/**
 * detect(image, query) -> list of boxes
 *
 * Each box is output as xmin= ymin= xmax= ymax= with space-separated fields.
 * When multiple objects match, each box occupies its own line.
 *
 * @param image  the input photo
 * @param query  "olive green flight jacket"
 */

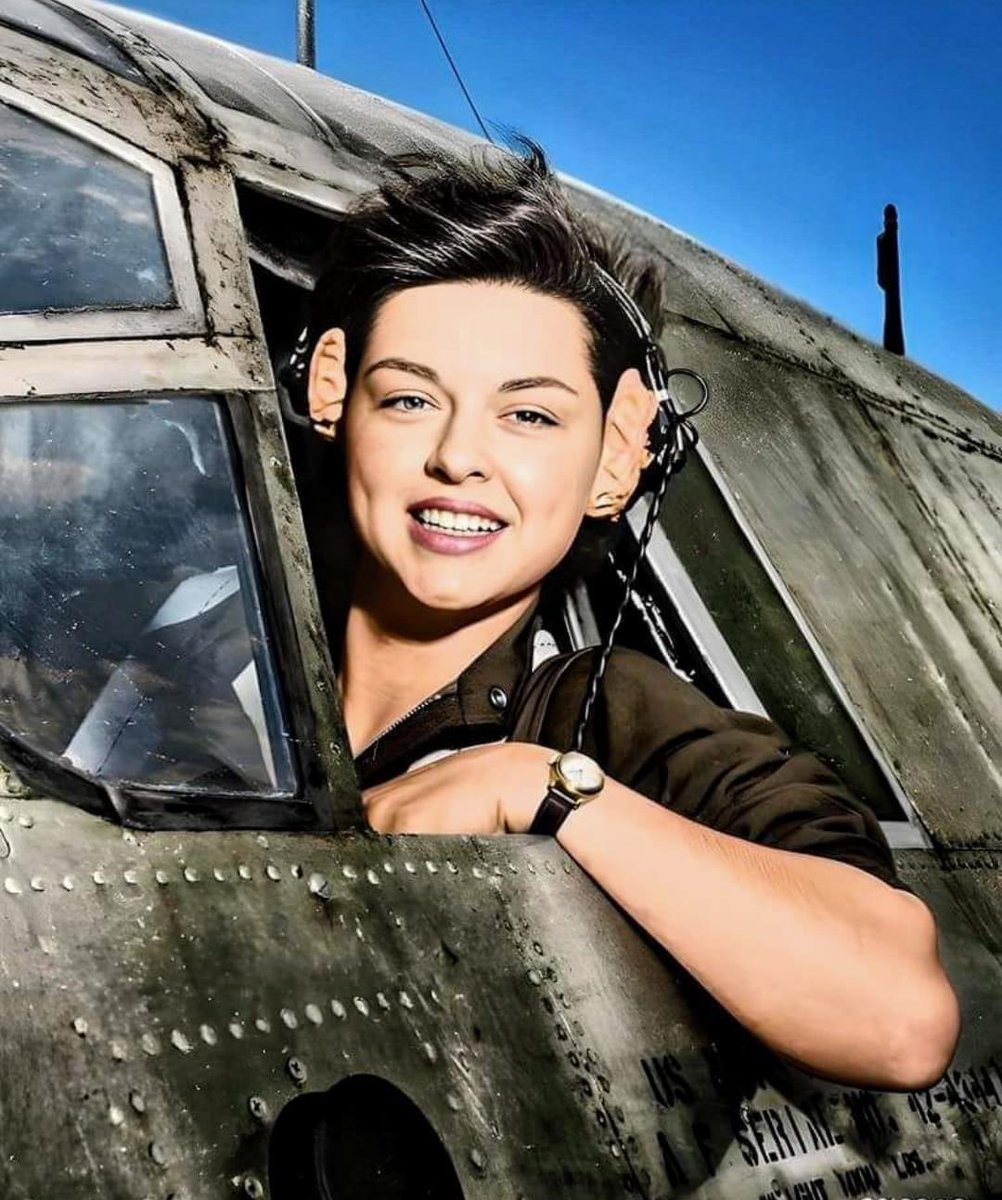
xmin=353 ymin=599 xmax=914 ymax=897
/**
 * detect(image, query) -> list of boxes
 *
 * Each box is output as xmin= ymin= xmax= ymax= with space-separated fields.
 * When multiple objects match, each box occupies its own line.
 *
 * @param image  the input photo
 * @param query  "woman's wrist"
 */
xmin=500 ymin=741 xmax=563 ymax=833
xmin=501 ymin=742 xmax=618 ymax=836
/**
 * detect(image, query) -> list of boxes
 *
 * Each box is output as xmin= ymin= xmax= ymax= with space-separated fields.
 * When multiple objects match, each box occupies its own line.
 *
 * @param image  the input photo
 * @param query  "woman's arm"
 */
xmin=543 ymin=754 xmax=960 ymax=1092
xmin=361 ymin=740 xmax=961 ymax=1092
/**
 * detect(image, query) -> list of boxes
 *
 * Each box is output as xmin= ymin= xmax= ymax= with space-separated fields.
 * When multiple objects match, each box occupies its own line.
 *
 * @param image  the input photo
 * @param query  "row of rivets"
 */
xmin=4 ymin=853 xmax=558 ymax=898
xmin=3 ymin=873 xmax=74 ymax=893
xmin=2 ymin=861 xmax=309 ymax=894
xmin=69 ymin=982 xmax=438 ymax=1061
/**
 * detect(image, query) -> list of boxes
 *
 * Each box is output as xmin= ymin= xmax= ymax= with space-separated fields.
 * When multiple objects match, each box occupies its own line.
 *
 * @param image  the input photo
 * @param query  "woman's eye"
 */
xmin=507 ymin=408 xmax=558 ymax=428
xmin=381 ymin=394 xmax=430 ymax=412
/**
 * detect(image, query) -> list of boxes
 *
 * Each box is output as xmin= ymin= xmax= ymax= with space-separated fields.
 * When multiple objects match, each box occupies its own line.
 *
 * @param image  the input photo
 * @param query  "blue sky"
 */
xmin=136 ymin=0 xmax=999 ymax=411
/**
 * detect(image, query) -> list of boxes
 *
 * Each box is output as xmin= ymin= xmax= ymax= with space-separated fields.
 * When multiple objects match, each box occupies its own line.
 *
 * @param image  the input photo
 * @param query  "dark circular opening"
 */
xmin=268 ymin=1074 xmax=466 ymax=1199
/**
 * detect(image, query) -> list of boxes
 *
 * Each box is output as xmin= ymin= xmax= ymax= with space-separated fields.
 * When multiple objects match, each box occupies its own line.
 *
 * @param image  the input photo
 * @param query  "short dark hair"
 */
xmin=306 ymin=133 xmax=668 ymax=588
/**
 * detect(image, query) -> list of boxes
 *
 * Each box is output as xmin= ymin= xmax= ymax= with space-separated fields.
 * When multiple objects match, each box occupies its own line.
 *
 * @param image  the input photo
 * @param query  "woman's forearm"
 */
xmin=555 ymin=778 xmax=960 ymax=1090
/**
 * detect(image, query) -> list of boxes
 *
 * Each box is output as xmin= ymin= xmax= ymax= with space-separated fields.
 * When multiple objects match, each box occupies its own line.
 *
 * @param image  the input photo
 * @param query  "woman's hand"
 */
xmin=361 ymin=741 xmax=556 ymax=835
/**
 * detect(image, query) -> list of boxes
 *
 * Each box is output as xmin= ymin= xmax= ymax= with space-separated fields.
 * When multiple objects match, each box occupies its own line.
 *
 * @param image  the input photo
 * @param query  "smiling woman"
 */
xmin=297 ymin=134 xmax=959 ymax=1091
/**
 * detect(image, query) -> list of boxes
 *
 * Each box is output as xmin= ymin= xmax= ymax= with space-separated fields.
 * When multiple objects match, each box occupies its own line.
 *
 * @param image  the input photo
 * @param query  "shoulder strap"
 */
xmin=509 ymin=647 xmax=594 ymax=743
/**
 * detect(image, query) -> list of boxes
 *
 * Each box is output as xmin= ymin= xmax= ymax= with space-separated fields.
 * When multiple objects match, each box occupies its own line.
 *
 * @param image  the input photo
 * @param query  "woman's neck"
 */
xmin=337 ymin=559 xmax=540 ymax=757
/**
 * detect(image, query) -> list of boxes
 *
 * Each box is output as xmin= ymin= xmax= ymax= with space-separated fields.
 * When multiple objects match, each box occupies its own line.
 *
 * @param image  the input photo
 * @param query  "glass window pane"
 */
xmin=0 ymin=101 xmax=173 ymax=313
xmin=0 ymin=398 xmax=296 ymax=798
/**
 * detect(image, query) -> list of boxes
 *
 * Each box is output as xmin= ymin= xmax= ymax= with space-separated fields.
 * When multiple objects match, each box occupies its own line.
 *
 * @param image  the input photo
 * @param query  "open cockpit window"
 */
xmin=0 ymin=397 xmax=298 ymax=824
xmin=237 ymin=184 xmax=356 ymax=638
xmin=239 ymin=181 xmax=919 ymax=842
xmin=0 ymin=88 xmax=202 ymax=340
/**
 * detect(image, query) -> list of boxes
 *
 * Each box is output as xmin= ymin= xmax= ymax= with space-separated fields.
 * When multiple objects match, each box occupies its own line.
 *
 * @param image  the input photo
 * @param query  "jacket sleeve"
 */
xmin=537 ymin=646 xmax=916 ymax=896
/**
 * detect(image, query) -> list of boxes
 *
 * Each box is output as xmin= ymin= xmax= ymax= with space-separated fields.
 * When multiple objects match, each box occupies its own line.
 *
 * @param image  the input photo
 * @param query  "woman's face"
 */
xmin=341 ymin=281 xmax=607 ymax=618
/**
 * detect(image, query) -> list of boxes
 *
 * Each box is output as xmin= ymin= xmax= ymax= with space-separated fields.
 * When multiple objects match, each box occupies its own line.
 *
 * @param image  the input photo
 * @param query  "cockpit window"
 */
xmin=0 ymin=398 xmax=296 ymax=802
xmin=0 ymin=99 xmax=173 ymax=314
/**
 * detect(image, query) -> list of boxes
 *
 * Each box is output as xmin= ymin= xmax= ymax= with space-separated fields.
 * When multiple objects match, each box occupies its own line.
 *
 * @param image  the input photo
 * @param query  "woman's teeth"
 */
xmin=414 ymin=507 xmax=503 ymax=535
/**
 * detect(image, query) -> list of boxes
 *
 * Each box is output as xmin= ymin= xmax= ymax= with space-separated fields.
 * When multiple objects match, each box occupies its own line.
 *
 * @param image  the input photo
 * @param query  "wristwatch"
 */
xmin=528 ymin=750 xmax=605 ymax=836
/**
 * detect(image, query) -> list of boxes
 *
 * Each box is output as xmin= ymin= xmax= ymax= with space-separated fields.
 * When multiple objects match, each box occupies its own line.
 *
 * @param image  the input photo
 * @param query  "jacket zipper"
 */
xmin=355 ymin=691 xmax=447 ymax=759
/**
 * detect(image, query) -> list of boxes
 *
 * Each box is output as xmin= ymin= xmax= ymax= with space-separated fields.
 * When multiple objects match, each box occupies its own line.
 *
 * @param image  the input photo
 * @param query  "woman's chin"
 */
xmin=356 ymin=547 xmax=543 ymax=624
xmin=405 ymin=583 xmax=500 ymax=614
xmin=396 ymin=570 xmax=537 ymax=621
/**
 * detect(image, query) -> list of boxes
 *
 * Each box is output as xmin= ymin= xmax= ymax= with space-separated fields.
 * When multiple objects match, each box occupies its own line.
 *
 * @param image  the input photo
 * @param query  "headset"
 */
xmin=571 ymin=264 xmax=708 ymax=752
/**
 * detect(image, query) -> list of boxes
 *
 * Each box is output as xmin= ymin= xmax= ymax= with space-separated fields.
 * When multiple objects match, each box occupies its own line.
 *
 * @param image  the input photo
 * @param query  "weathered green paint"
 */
xmin=1 ymin=795 xmax=1000 ymax=1197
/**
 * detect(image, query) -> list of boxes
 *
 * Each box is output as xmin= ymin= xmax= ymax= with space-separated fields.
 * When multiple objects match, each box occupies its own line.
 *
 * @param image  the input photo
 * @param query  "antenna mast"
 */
xmin=877 ymin=203 xmax=905 ymax=355
xmin=297 ymin=0 xmax=316 ymax=68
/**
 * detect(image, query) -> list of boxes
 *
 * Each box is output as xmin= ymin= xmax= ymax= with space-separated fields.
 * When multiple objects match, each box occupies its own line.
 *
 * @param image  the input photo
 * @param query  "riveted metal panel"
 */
xmin=0 ymin=800 xmax=628 ymax=1197
xmin=0 ymin=798 xmax=998 ymax=1199
xmin=475 ymin=835 xmax=1002 ymax=1200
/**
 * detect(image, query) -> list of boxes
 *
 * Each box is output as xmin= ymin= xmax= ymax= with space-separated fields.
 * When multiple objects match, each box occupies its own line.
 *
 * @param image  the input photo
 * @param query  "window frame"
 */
xmin=625 ymin=497 xmax=767 ymax=715
xmin=0 ymin=82 xmax=204 ymax=340
xmin=0 ymin=59 xmax=354 ymax=832
xmin=0 ymin=389 xmax=353 ymax=831
xmin=693 ymin=440 xmax=927 ymax=845
xmin=0 ymin=146 xmax=357 ymax=830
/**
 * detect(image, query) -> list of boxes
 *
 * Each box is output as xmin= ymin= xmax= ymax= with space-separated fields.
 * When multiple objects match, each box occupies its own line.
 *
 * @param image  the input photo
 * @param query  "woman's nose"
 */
xmin=424 ymin=412 xmax=492 ymax=482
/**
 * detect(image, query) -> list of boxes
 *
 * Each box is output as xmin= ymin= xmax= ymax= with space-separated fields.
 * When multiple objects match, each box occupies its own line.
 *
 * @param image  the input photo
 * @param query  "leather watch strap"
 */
xmin=528 ymin=785 xmax=576 ymax=836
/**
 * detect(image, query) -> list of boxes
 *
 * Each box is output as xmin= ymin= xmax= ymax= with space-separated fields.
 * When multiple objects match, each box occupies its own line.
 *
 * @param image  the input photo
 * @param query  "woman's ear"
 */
xmin=307 ymin=327 xmax=348 ymax=440
xmin=585 ymin=367 xmax=659 ymax=520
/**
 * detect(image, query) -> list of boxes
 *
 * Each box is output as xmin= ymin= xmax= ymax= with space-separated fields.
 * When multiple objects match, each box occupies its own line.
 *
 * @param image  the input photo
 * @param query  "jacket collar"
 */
xmin=455 ymin=596 xmax=544 ymax=726
xmin=351 ymin=597 xmax=545 ymax=786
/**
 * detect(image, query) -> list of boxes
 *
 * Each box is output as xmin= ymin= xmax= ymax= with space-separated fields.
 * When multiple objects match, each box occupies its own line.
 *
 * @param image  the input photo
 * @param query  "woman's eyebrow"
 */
xmin=499 ymin=375 xmax=578 ymax=396
xmin=363 ymin=357 xmax=578 ymax=396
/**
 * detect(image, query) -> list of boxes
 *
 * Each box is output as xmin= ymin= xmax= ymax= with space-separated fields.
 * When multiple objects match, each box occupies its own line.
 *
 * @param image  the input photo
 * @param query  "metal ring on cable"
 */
xmin=663 ymin=368 xmax=709 ymax=420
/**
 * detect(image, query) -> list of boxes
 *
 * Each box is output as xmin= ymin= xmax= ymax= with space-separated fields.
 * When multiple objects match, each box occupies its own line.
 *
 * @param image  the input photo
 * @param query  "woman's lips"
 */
xmin=408 ymin=512 xmax=506 ymax=555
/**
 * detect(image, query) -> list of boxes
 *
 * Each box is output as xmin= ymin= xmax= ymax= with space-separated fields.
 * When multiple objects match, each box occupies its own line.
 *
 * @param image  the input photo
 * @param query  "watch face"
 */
xmin=556 ymin=750 xmax=604 ymax=796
